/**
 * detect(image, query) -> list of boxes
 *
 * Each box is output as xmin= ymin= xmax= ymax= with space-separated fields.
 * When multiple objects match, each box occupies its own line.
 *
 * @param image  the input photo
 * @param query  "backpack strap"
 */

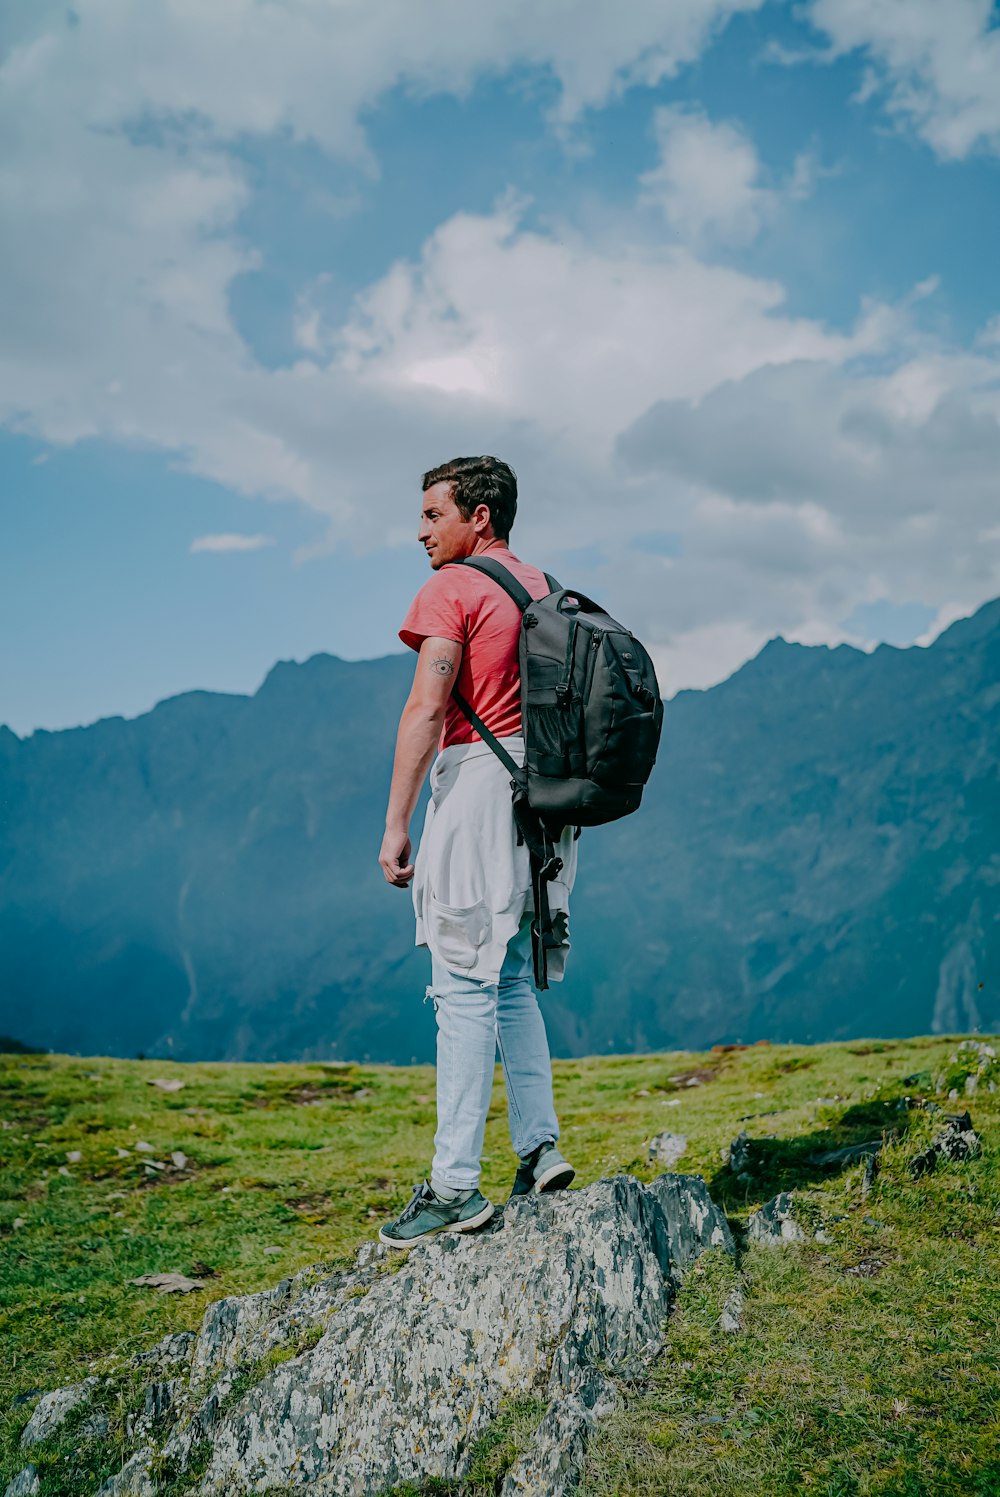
xmin=445 ymin=554 xmax=564 ymax=990
xmin=450 ymin=555 xmax=535 ymax=610
xmin=449 ymin=554 xmax=561 ymax=601
xmin=449 ymin=687 xmax=560 ymax=989
xmin=446 ymin=554 xmax=546 ymax=780
xmin=451 ymin=687 xmax=526 ymax=789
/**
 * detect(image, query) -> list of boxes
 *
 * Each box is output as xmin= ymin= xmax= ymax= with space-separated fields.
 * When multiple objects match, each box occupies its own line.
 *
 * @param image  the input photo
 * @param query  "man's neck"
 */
xmin=468 ymin=536 xmax=510 ymax=558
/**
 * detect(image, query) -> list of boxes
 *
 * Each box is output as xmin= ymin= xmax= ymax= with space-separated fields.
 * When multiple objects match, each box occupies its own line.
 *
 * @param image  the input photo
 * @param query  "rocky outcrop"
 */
xmin=3 ymin=1467 xmax=40 ymax=1497
xmin=19 ymin=1379 xmax=99 ymax=1448
xmin=727 ymin=1131 xmax=753 ymax=1177
xmin=499 ymin=1369 xmax=616 ymax=1495
xmin=747 ymin=1192 xmax=832 ymax=1248
xmin=909 ymin=1111 xmax=983 ymax=1178
xmin=746 ymin=1192 xmax=809 ymax=1245
xmin=649 ymin=1173 xmax=733 ymax=1266
xmin=10 ymin=1174 xmax=731 ymax=1497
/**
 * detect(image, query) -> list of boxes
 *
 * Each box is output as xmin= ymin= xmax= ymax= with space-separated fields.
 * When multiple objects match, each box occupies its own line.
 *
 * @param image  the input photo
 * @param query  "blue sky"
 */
xmin=3 ymin=0 xmax=1000 ymax=735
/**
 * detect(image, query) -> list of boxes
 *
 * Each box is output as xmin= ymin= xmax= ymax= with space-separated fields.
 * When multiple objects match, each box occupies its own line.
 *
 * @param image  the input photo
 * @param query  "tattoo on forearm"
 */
xmin=430 ymin=656 xmax=455 ymax=677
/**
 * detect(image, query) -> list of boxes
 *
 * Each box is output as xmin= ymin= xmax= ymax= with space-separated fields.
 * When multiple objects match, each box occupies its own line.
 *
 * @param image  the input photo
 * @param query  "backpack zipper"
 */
xmin=581 ymin=628 xmax=603 ymax=701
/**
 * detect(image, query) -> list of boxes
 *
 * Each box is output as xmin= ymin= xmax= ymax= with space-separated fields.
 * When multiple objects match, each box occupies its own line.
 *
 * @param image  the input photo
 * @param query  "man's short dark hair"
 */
xmin=422 ymin=455 xmax=518 ymax=541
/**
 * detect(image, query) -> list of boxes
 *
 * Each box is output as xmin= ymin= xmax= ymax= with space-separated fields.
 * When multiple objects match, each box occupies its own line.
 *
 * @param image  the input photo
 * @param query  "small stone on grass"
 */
xmin=718 ymin=1288 xmax=745 ymax=1333
xmin=129 ymin=1273 xmax=204 ymax=1294
xmin=647 ymin=1131 xmax=687 ymax=1168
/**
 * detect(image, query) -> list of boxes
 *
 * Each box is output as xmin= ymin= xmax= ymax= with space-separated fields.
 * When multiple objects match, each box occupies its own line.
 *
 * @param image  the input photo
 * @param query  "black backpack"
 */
xmin=448 ymin=556 xmax=664 ymax=986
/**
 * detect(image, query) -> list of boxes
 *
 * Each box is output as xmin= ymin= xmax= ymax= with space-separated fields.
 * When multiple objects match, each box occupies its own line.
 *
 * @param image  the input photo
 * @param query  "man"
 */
xmin=377 ymin=455 xmax=578 ymax=1248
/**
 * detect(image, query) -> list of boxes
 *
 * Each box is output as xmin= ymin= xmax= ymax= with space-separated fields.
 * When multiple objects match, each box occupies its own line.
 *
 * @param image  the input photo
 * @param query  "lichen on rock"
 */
xmin=746 ymin=1191 xmax=808 ymax=1245
xmin=19 ymin=1378 xmax=101 ymax=1449
xmin=3 ymin=1465 xmax=40 ymax=1497
xmin=21 ymin=1173 xmax=732 ymax=1497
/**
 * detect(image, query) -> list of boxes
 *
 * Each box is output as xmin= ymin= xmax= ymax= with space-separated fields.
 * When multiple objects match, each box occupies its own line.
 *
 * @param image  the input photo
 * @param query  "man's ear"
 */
xmin=473 ymin=502 xmax=494 ymax=536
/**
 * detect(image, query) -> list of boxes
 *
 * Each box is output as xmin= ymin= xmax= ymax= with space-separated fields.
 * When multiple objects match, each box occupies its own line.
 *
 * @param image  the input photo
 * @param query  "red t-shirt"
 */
xmin=399 ymin=549 xmax=549 ymax=748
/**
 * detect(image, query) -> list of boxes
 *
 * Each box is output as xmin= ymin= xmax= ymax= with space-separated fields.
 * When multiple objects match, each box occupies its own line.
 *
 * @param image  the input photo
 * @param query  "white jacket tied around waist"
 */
xmin=412 ymin=735 xmax=578 ymax=983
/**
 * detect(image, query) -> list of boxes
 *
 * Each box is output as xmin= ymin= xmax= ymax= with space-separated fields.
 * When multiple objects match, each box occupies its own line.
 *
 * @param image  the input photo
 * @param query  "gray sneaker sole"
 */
xmin=534 ymin=1161 xmax=576 ymax=1193
xmin=378 ymin=1199 xmax=495 ymax=1248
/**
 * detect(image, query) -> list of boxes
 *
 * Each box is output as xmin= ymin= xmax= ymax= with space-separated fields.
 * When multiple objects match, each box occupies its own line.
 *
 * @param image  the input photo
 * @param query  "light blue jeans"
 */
xmin=429 ymin=916 xmax=560 ymax=1194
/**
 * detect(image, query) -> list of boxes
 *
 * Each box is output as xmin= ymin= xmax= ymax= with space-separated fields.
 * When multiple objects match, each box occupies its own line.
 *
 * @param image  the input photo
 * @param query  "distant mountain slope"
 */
xmin=569 ymin=598 xmax=1000 ymax=1056
xmin=2 ymin=601 xmax=998 ymax=1061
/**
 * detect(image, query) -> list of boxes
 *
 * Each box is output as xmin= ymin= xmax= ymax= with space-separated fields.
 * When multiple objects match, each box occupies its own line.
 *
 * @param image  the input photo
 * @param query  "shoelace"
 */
xmin=397 ymin=1180 xmax=434 ymax=1224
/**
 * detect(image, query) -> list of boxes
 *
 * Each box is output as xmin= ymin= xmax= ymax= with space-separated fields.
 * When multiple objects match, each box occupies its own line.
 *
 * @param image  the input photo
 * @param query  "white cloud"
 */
xmin=334 ymin=199 xmax=870 ymax=465
xmin=612 ymin=349 xmax=1000 ymax=687
xmin=653 ymin=617 xmax=776 ymax=695
xmin=326 ymin=207 xmax=1000 ymax=690
xmin=0 ymin=0 xmax=767 ymax=505
xmin=3 ymin=1 xmax=1000 ymax=700
xmin=639 ymin=105 xmax=813 ymax=246
xmin=807 ymin=0 xmax=1000 ymax=158
xmin=3 ymin=0 xmax=764 ymax=157
xmin=190 ymin=533 xmax=276 ymax=553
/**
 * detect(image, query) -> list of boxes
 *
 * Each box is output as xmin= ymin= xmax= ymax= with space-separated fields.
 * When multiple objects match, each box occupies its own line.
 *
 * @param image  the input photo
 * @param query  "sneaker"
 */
xmin=509 ymin=1140 xmax=575 ymax=1199
xmin=377 ymin=1180 xmax=495 ymax=1248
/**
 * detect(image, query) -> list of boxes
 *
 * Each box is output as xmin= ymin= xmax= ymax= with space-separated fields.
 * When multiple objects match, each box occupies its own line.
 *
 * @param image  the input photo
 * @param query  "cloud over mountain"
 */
xmin=3 ymin=0 xmax=1000 ymax=718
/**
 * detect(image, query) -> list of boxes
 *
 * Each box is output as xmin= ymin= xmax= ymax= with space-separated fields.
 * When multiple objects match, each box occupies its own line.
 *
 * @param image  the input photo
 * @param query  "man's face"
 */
xmin=418 ymin=481 xmax=482 ymax=569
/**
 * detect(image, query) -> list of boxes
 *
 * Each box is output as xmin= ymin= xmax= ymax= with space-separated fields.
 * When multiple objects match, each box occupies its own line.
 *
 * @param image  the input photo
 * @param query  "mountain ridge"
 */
xmin=12 ymin=595 xmax=997 ymax=744
xmin=2 ymin=597 xmax=998 ymax=1061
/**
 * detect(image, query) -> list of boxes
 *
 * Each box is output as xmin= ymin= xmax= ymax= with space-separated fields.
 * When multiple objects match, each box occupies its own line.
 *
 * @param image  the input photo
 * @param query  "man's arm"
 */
xmin=379 ymin=635 xmax=463 ymax=887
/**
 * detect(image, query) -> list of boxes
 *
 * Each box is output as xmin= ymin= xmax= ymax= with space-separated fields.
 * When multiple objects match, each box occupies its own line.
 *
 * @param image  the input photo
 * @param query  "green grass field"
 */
xmin=1 ymin=1035 xmax=997 ymax=1496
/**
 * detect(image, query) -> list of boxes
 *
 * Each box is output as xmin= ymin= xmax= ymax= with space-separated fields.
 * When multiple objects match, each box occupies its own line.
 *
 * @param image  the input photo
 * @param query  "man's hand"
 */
xmin=380 ymin=825 xmax=415 ymax=887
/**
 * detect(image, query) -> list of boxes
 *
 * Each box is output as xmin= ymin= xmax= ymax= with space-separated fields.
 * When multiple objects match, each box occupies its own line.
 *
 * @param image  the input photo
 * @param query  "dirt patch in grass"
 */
xmin=4 ymin=1111 xmax=52 ymax=1131
xmin=768 ymin=1056 xmax=820 ymax=1076
xmin=286 ymin=1194 xmax=335 ymax=1221
xmin=711 ymin=1041 xmax=772 ymax=1055
xmin=286 ymin=1085 xmax=337 ymax=1106
xmin=843 ymin=1256 xmax=888 ymax=1279
xmin=664 ymin=1068 xmax=718 ymax=1089
xmin=250 ymin=1074 xmax=370 ymax=1109
xmin=188 ymin=1260 xmax=220 ymax=1280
